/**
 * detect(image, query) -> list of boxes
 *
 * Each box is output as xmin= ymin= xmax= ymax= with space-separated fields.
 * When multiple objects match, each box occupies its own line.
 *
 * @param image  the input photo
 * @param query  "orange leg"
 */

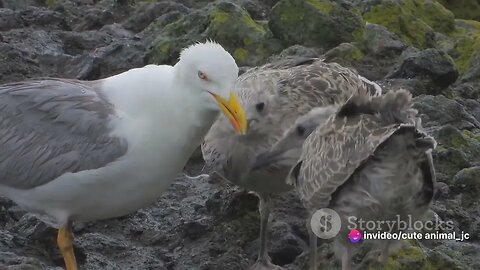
xmin=57 ymin=223 xmax=78 ymax=270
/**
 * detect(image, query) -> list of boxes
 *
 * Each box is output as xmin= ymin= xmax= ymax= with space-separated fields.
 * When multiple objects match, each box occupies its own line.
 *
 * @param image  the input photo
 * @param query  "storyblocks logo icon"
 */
xmin=310 ymin=208 xmax=342 ymax=239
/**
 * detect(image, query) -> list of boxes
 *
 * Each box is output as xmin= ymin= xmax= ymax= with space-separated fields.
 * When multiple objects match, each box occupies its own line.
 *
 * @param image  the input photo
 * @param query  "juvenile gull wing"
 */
xmin=290 ymin=89 xmax=424 ymax=209
xmin=0 ymin=78 xmax=128 ymax=189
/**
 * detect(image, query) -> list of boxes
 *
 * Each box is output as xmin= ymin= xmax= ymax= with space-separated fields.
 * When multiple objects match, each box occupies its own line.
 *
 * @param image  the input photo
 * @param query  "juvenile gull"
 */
xmin=0 ymin=41 xmax=246 ymax=270
xmin=256 ymin=89 xmax=436 ymax=270
xmin=201 ymin=57 xmax=381 ymax=270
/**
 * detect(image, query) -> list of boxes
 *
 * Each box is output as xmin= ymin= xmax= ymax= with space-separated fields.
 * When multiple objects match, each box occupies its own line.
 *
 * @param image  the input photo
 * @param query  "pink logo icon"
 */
xmin=348 ymin=229 xmax=362 ymax=243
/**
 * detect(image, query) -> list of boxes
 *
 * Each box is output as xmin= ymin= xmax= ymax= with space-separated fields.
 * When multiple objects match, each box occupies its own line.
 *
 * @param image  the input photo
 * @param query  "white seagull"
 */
xmin=0 ymin=41 xmax=246 ymax=270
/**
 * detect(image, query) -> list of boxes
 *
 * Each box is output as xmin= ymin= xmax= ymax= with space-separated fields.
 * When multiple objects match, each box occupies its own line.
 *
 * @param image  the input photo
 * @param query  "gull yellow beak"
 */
xmin=209 ymin=91 xmax=247 ymax=135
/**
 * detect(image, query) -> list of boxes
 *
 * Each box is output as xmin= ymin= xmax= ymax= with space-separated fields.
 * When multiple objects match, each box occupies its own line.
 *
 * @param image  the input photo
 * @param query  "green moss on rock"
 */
xmin=436 ymin=125 xmax=480 ymax=152
xmin=305 ymin=0 xmax=332 ymax=12
xmin=447 ymin=19 xmax=480 ymax=74
xmin=362 ymin=0 xmax=454 ymax=48
xmin=382 ymin=243 xmax=465 ymax=270
xmin=436 ymin=0 xmax=480 ymax=20
xmin=233 ymin=48 xmax=248 ymax=63
xmin=432 ymin=125 xmax=480 ymax=177
xmin=453 ymin=167 xmax=480 ymax=207
xmin=323 ymin=42 xmax=363 ymax=66
xmin=269 ymin=0 xmax=364 ymax=49
xmin=146 ymin=1 xmax=282 ymax=66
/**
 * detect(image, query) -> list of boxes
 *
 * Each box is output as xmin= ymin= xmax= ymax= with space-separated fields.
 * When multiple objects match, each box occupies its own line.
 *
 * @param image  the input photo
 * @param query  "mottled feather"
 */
xmin=290 ymin=89 xmax=434 ymax=209
xmin=202 ymin=58 xmax=381 ymax=186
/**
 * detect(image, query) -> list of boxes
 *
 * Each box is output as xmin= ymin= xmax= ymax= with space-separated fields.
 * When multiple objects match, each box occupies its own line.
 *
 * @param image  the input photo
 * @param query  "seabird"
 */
xmin=0 ymin=41 xmax=247 ymax=270
xmin=255 ymin=88 xmax=436 ymax=270
xmin=201 ymin=57 xmax=381 ymax=270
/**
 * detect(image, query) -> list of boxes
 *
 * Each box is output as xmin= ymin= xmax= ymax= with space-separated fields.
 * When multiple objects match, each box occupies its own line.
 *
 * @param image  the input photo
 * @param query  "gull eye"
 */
xmin=198 ymin=71 xmax=208 ymax=81
xmin=297 ymin=125 xmax=305 ymax=136
xmin=255 ymin=102 xmax=265 ymax=112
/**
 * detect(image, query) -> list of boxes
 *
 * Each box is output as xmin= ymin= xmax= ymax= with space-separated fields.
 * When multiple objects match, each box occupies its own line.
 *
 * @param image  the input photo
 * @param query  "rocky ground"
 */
xmin=0 ymin=0 xmax=479 ymax=269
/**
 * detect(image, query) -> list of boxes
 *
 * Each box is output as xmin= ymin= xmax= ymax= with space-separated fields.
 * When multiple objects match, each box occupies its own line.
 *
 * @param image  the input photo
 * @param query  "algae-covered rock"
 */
xmin=461 ymin=52 xmax=480 ymax=83
xmin=362 ymin=0 xmax=455 ymax=48
xmin=388 ymin=48 xmax=458 ymax=89
xmin=414 ymin=95 xmax=480 ymax=177
xmin=432 ymin=125 xmax=480 ymax=178
xmin=146 ymin=1 xmax=282 ymax=66
xmin=436 ymin=0 xmax=480 ymax=21
xmin=322 ymin=42 xmax=363 ymax=67
xmin=362 ymin=23 xmax=405 ymax=57
xmin=382 ymin=244 xmax=461 ymax=270
xmin=267 ymin=44 xmax=320 ymax=62
xmin=453 ymin=167 xmax=480 ymax=207
xmin=268 ymin=0 xmax=364 ymax=49
xmin=447 ymin=19 xmax=480 ymax=74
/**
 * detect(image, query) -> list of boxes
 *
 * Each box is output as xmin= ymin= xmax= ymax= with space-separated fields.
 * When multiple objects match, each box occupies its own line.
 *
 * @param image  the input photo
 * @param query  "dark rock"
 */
xmin=454 ymin=53 xmax=480 ymax=99
xmin=268 ymin=221 xmax=304 ymax=266
xmin=380 ymin=78 xmax=427 ymax=96
xmin=360 ymin=0 xmax=454 ymax=48
xmin=452 ymin=167 xmax=480 ymax=207
xmin=457 ymin=98 xmax=480 ymax=125
xmin=122 ymin=1 xmax=189 ymax=33
xmin=362 ymin=23 xmax=405 ymax=57
xmin=446 ymin=19 xmax=480 ymax=76
xmin=56 ymin=30 xmax=114 ymax=56
xmin=0 ymin=43 xmax=41 ymax=83
xmin=74 ymin=39 xmax=146 ymax=80
xmin=73 ymin=7 xmax=115 ymax=31
xmin=182 ymin=218 xmax=211 ymax=240
xmin=0 ymin=8 xmax=23 ymax=31
xmin=433 ymin=147 xmax=471 ymax=179
xmin=268 ymin=44 xmax=320 ymax=62
xmin=269 ymin=0 xmax=364 ymax=49
xmin=146 ymin=1 xmax=282 ymax=66
xmin=0 ymin=0 xmax=42 ymax=10
xmin=388 ymin=48 xmax=459 ymax=89
xmin=237 ymin=0 xmax=270 ymax=20
xmin=413 ymin=95 xmax=480 ymax=130
xmin=435 ymin=181 xmax=450 ymax=199
xmin=460 ymin=53 xmax=480 ymax=83
xmin=19 ymin=7 xmax=69 ymax=30
xmin=453 ymin=83 xmax=480 ymax=100
xmin=436 ymin=0 xmax=480 ymax=20
xmin=323 ymin=42 xmax=363 ymax=67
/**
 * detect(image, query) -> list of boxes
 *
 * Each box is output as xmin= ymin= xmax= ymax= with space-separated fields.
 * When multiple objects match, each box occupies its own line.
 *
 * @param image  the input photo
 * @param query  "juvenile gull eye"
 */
xmin=255 ymin=102 xmax=265 ymax=112
xmin=297 ymin=125 xmax=305 ymax=136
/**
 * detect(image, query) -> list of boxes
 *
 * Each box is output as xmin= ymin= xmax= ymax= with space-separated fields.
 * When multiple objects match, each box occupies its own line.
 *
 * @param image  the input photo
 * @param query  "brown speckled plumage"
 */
xmin=201 ymin=57 xmax=382 ymax=270
xmin=288 ymin=89 xmax=436 ymax=270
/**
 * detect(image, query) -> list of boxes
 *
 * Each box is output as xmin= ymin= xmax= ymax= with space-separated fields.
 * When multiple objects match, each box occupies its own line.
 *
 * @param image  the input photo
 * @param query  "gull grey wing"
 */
xmin=0 ymin=78 xmax=128 ymax=189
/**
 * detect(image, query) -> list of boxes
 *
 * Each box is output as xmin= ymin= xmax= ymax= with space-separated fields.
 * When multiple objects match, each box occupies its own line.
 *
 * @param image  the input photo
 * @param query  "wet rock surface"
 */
xmin=0 ymin=0 xmax=479 ymax=269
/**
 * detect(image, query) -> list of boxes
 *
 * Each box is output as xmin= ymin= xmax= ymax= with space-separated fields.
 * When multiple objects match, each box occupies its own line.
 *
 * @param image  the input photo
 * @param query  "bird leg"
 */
xmin=57 ymin=222 xmax=78 ymax=270
xmin=341 ymin=246 xmax=353 ymax=270
xmin=378 ymin=240 xmax=391 ymax=264
xmin=307 ymin=212 xmax=318 ymax=270
xmin=250 ymin=193 xmax=283 ymax=270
